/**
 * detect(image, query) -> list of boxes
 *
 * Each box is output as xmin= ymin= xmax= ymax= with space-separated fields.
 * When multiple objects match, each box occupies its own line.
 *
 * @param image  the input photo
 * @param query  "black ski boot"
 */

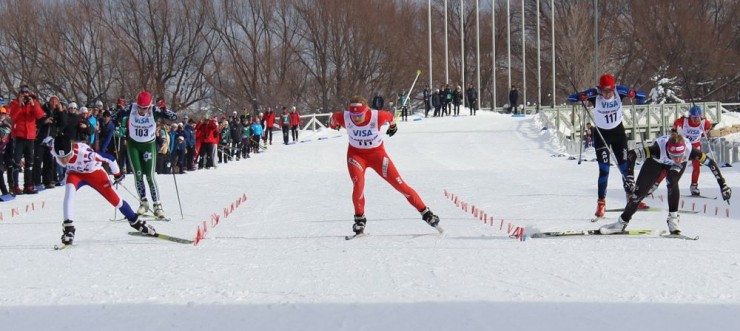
xmin=421 ymin=207 xmax=440 ymax=227
xmin=421 ymin=207 xmax=444 ymax=234
xmin=61 ymin=220 xmax=76 ymax=245
xmin=129 ymin=216 xmax=157 ymax=235
xmin=353 ymin=215 xmax=367 ymax=234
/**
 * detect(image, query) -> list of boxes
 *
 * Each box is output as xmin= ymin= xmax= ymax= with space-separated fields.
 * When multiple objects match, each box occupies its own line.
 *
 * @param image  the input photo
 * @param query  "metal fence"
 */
xmin=537 ymin=102 xmax=740 ymax=165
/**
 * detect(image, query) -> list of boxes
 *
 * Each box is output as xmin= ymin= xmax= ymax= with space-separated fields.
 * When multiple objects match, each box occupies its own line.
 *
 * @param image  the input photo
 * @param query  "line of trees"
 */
xmin=0 ymin=0 xmax=736 ymax=116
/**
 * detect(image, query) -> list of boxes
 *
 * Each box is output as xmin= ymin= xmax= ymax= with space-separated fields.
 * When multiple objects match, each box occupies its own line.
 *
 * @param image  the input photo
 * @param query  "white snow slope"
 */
xmin=1 ymin=111 xmax=739 ymax=331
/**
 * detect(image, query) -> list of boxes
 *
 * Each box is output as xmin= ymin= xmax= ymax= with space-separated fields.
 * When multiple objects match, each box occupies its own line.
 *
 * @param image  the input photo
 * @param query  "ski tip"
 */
xmin=53 ymin=244 xmax=72 ymax=250
xmin=345 ymin=233 xmax=367 ymax=240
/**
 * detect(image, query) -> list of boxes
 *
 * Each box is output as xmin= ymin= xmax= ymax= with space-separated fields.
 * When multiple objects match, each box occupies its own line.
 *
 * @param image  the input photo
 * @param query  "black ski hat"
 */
xmin=53 ymin=135 xmax=73 ymax=158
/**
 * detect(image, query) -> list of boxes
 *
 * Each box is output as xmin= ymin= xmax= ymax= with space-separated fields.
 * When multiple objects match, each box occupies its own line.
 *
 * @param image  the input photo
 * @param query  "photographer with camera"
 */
xmin=33 ymin=95 xmax=61 ymax=189
xmin=8 ymin=85 xmax=46 ymax=194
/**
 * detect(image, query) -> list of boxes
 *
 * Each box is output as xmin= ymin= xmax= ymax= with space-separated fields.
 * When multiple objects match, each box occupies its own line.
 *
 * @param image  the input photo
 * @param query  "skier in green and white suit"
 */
xmin=121 ymin=91 xmax=177 ymax=218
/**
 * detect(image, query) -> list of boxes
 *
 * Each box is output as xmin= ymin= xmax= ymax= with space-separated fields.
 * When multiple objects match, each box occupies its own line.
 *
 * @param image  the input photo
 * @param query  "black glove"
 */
xmin=720 ymin=183 xmax=732 ymax=202
xmin=623 ymin=175 xmax=636 ymax=193
xmin=113 ymin=173 xmax=125 ymax=186
xmin=386 ymin=124 xmax=397 ymax=137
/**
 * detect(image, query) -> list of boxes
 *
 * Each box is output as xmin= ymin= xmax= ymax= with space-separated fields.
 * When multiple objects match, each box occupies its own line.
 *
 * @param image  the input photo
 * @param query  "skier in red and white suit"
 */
xmin=329 ymin=95 xmax=441 ymax=236
xmin=673 ymin=105 xmax=712 ymax=196
xmin=49 ymin=135 xmax=156 ymax=245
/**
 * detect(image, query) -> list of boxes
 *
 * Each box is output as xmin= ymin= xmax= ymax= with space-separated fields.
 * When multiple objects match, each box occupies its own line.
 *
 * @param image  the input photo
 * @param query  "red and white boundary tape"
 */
xmin=444 ymin=189 xmax=527 ymax=241
xmin=193 ymin=193 xmax=248 ymax=245
xmin=0 ymin=200 xmax=46 ymax=222
xmin=651 ymin=194 xmax=731 ymax=218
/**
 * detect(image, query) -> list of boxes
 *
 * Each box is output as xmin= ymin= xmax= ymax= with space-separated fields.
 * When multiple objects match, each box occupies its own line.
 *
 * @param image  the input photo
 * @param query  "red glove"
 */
xmin=628 ymin=89 xmax=636 ymax=98
xmin=578 ymin=93 xmax=588 ymax=102
xmin=113 ymin=173 xmax=125 ymax=185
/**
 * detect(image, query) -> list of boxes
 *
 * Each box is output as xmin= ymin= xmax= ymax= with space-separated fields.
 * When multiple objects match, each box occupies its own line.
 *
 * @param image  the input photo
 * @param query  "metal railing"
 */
xmin=537 ymin=102 xmax=739 ymax=164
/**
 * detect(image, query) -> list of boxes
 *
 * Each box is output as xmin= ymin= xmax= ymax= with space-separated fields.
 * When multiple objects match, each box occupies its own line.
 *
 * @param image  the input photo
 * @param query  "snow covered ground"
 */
xmin=1 ymin=111 xmax=739 ymax=331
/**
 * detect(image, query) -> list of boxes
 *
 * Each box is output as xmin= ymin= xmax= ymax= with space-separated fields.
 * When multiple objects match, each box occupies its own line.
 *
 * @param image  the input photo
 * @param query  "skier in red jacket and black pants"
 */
xmin=8 ymin=85 xmax=46 ymax=194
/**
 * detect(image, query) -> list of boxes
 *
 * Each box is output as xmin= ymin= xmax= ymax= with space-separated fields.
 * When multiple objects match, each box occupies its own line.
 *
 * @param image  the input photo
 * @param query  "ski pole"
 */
xmin=401 ymin=70 xmax=422 ymax=109
xmin=170 ymin=162 xmax=184 ymax=220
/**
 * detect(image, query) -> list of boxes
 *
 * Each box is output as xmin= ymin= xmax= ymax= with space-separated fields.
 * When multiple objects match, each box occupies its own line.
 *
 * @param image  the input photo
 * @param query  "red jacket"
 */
xmin=289 ymin=111 xmax=301 ymax=126
xmin=9 ymin=98 xmax=45 ymax=139
xmin=202 ymin=119 xmax=219 ymax=144
xmin=264 ymin=111 xmax=276 ymax=129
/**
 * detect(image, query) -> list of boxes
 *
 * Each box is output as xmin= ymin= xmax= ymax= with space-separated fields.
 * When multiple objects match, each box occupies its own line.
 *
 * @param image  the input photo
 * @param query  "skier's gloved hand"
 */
xmin=628 ymin=89 xmax=636 ymax=99
xmin=578 ymin=93 xmax=589 ymax=102
xmin=623 ymin=175 xmax=636 ymax=193
xmin=633 ymin=144 xmax=646 ymax=161
xmin=113 ymin=173 xmax=125 ymax=186
xmin=720 ymin=182 xmax=732 ymax=202
xmin=42 ymin=136 xmax=54 ymax=148
xmin=386 ymin=124 xmax=398 ymax=137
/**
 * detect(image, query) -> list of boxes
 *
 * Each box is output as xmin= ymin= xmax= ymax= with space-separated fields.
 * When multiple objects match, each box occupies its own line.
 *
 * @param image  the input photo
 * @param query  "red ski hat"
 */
xmin=667 ymin=140 xmax=687 ymax=159
xmin=347 ymin=95 xmax=368 ymax=115
xmin=599 ymin=74 xmax=616 ymax=91
xmin=136 ymin=91 xmax=153 ymax=108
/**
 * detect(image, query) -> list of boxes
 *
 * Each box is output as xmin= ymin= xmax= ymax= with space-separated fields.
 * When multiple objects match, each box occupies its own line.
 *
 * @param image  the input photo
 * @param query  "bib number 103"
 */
xmin=135 ymin=128 xmax=149 ymax=137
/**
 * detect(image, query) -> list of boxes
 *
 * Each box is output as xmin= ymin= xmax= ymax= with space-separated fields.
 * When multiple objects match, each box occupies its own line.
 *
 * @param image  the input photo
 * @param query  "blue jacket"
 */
xmin=568 ymin=84 xmax=647 ymax=105
xmin=251 ymin=122 xmax=263 ymax=136
xmin=99 ymin=120 xmax=115 ymax=153
xmin=183 ymin=123 xmax=195 ymax=148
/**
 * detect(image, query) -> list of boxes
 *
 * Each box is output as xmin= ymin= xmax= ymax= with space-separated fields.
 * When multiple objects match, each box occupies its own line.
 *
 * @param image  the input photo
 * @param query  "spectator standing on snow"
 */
xmin=509 ymin=86 xmax=518 ymax=114
xmin=289 ymin=106 xmax=301 ymax=142
xmin=8 ymin=84 xmax=46 ymax=194
xmin=279 ymin=107 xmax=291 ymax=145
xmin=466 ymin=84 xmax=478 ymax=116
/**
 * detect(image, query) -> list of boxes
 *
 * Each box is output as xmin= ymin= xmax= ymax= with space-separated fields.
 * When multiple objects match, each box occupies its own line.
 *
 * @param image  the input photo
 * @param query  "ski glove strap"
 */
xmin=386 ymin=124 xmax=397 ymax=137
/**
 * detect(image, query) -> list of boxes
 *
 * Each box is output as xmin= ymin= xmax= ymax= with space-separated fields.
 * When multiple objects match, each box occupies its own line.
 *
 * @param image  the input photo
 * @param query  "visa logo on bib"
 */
xmin=135 ymin=117 xmax=151 ymax=124
xmin=601 ymin=100 xmax=619 ymax=108
xmin=353 ymin=129 xmax=373 ymax=137
xmin=686 ymin=128 xmax=701 ymax=135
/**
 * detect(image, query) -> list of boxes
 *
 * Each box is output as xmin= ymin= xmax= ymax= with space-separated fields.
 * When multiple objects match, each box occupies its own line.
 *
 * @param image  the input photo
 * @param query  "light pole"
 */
xmin=492 ymin=0 xmax=497 ymax=111
xmin=428 ymin=0 xmax=433 ymax=89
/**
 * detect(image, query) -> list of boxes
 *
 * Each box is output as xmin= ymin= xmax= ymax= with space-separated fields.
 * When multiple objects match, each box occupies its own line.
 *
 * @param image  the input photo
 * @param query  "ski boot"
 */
xmin=690 ymin=183 xmax=700 ymax=196
xmin=599 ymin=216 xmax=628 ymax=235
xmin=666 ymin=212 xmax=681 ymax=235
xmin=595 ymin=198 xmax=606 ymax=217
xmin=61 ymin=220 xmax=76 ymax=245
xmin=137 ymin=198 xmax=150 ymax=215
xmin=421 ymin=207 xmax=443 ymax=233
xmin=152 ymin=202 xmax=166 ymax=219
xmin=352 ymin=215 xmax=367 ymax=235
xmin=129 ymin=217 xmax=157 ymax=235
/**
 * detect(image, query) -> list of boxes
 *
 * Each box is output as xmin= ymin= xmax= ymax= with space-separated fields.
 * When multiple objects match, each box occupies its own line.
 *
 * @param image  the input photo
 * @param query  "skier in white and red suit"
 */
xmin=673 ymin=105 xmax=712 ymax=196
xmin=328 ymin=95 xmax=441 ymax=236
xmin=50 ymin=135 xmax=156 ymax=246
